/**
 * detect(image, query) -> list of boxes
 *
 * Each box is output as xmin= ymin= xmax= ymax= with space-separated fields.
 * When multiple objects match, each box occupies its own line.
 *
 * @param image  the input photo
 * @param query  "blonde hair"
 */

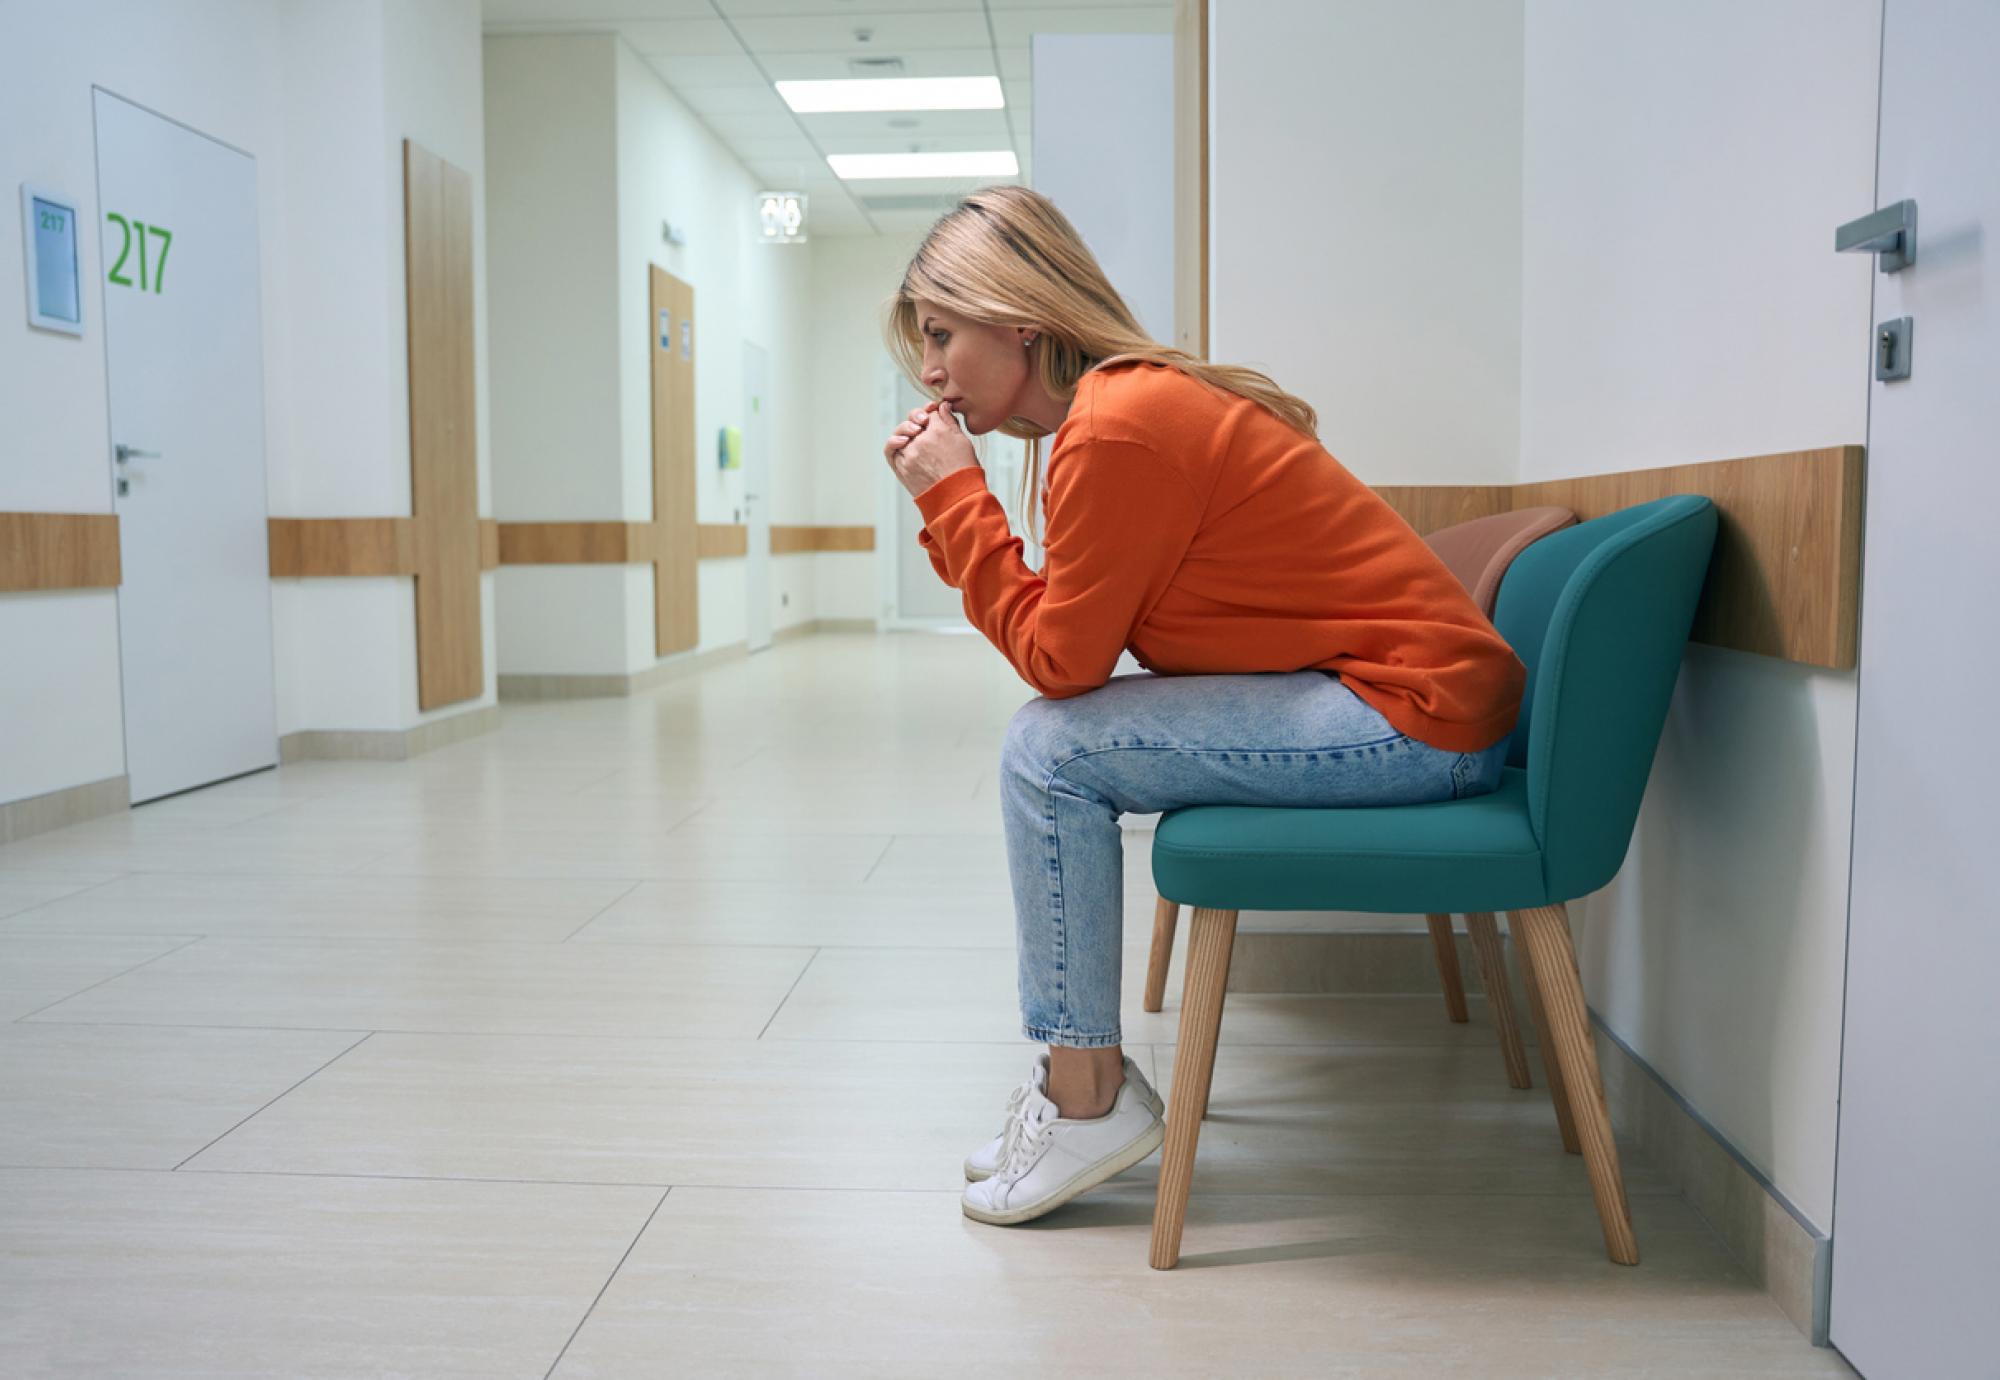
xmin=885 ymin=185 xmax=1318 ymax=542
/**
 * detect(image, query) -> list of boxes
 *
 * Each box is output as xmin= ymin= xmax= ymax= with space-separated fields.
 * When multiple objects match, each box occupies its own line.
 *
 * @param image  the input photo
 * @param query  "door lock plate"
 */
xmin=1876 ymin=316 xmax=1913 ymax=382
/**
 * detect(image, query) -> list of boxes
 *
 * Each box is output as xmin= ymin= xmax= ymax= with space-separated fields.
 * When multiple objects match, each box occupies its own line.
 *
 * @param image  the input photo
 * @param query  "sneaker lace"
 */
xmin=998 ymin=1093 xmax=1059 ymax=1181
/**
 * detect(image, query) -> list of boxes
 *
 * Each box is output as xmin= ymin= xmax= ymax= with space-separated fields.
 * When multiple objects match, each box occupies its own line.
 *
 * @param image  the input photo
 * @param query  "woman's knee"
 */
xmin=1001 ymin=697 xmax=1067 ymax=777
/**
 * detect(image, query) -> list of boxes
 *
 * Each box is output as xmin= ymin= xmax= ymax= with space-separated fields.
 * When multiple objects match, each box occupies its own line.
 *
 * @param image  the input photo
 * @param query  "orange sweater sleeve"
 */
xmin=915 ymin=442 xmax=1204 ymax=698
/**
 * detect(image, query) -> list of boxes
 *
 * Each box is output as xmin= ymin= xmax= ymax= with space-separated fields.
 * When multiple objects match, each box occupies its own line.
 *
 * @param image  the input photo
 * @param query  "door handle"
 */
xmin=114 ymin=443 xmax=161 ymax=464
xmin=1835 ymin=199 xmax=1918 ymax=272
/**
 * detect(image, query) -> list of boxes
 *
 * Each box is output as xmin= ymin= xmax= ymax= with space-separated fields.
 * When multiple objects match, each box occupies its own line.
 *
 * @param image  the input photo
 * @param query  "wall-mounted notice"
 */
xmin=659 ymin=308 xmax=671 ymax=350
xmin=21 ymin=183 xmax=83 ymax=335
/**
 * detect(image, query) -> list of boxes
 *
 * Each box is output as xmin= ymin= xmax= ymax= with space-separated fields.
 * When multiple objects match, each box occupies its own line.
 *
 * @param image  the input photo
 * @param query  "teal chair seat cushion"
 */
xmin=1152 ymin=767 xmax=1549 ymax=915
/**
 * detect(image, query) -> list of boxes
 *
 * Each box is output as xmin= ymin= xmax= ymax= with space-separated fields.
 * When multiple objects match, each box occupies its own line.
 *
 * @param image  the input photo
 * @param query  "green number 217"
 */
xmin=106 ymin=213 xmax=172 ymax=294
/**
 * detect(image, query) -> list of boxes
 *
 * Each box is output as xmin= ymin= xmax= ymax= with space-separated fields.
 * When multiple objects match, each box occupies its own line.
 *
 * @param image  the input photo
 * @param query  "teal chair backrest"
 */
xmin=1490 ymin=495 xmax=1718 ymax=901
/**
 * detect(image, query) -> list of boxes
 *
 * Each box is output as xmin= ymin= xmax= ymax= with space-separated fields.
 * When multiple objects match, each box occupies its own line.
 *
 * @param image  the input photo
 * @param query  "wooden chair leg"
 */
xmin=1465 ymin=911 xmax=1532 ymax=1090
xmin=1150 ymin=906 xmax=1239 ymax=1270
xmin=1425 ymin=913 xmax=1470 ymax=1023
xmin=1520 ymin=927 xmax=1582 ymax=1155
xmin=1511 ymin=904 xmax=1638 ymax=1266
xmin=1144 ymin=895 xmax=1179 ymax=1013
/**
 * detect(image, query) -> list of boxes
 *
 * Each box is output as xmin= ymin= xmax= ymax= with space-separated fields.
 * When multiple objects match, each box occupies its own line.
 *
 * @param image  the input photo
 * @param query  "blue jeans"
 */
xmin=999 ymin=671 xmax=1509 ymax=1049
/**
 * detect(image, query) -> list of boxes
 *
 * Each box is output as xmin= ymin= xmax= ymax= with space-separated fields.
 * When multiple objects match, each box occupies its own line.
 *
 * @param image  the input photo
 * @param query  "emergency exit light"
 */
xmin=758 ymin=192 xmax=807 ymax=244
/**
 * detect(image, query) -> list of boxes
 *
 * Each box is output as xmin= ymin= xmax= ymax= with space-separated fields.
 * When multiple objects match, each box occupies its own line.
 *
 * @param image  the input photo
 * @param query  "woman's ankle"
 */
xmin=1046 ymin=1045 xmax=1125 ymax=1119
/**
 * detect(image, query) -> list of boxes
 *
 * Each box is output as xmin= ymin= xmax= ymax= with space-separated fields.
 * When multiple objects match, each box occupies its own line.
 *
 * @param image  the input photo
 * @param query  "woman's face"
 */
xmin=912 ymin=300 xmax=1036 ymax=436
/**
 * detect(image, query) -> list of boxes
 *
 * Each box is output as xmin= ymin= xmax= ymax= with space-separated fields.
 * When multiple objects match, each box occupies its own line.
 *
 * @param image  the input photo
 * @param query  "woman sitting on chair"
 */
xmin=880 ymin=185 xmax=1525 ymax=1227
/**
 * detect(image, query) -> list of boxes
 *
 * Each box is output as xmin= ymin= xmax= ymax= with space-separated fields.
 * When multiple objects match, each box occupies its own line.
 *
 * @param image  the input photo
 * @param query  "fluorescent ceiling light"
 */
xmin=777 ymin=77 xmax=1004 ymax=114
xmin=827 ymin=151 xmax=1020 ymax=181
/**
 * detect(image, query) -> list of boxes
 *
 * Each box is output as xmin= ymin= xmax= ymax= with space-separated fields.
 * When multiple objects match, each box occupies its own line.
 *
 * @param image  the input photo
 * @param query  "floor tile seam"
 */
xmin=173 ymin=1032 xmax=378 ymax=1170
xmin=7 ymin=1165 xmax=1660 ymax=1205
xmin=542 ymin=1187 xmax=671 ymax=1380
xmin=8 ymin=1022 xmax=1547 ymax=1052
xmin=11 ymin=934 xmax=211 ymax=1023
xmin=0 ymin=872 xmax=131 ymax=924
xmin=756 ymin=949 xmax=823 ymax=1040
xmin=558 ymin=880 xmax=647 ymax=944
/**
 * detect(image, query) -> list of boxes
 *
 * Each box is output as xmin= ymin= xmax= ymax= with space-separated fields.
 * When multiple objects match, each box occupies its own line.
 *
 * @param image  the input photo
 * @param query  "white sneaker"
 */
xmin=961 ymin=1061 xmax=1166 ymax=1226
xmin=963 ymin=1055 xmax=1161 ymax=1183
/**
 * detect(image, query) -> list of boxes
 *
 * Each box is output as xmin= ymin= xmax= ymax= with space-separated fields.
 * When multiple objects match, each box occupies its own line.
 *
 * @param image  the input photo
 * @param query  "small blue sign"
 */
xmin=658 ymin=309 xmax=671 ymax=350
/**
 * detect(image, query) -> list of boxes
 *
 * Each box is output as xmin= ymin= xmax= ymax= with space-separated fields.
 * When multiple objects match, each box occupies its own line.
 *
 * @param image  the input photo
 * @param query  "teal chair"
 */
xmin=1145 ymin=494 xmax=1718 ymax=1271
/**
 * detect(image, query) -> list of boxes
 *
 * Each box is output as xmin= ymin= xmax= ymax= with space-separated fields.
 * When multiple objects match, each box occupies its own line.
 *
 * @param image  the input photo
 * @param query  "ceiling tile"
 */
xmin=614 ymin=19 xmax=743 ymax=56
xmin=729 ymin=13 xmax=993 ymax=54
xmin=707 ymin=112 xmax=817 ymax=141
xmin=825 ymin=173 xmax=1024 ymax=197
xmin=648 ymin=53 xmax=767 ymax=86
xmin=812 ymin=132 xmax=1017 ymax=157
xmin=674 ymin=84 xmax=792 ymax=116
xmin=996 ymin=46 xmax=1030 ymax=80
xmin=716 ymin=0 xmax=981 ymax=14
xmin=743 ymin=166 xmax=839 ymax=191
xmin=482 ymin=0 xmax=713 ymax=22
xmin=757 ymin=47 xmax=999 ymax=80
xmin=798 ymin=109 xmax=1014 ymax=141
xmin=731 ymin=135 xmax=826 ymax=161
xmin=991 ymin=7 xmax=1172 ymax=45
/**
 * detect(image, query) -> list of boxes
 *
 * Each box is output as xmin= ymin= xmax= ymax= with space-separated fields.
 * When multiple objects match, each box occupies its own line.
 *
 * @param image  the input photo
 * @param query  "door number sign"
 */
xmin=105 ymin=212 xmax=173 ymax=294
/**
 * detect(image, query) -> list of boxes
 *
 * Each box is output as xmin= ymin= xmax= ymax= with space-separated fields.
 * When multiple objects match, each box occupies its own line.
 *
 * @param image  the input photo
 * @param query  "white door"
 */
xmin=743 ymin=340 xmax=773 ymax=652
xmin=94 ymin=91 xmax=277 ymax=803
xmin=1829 ymin=3 xmax=2000 ymax=1374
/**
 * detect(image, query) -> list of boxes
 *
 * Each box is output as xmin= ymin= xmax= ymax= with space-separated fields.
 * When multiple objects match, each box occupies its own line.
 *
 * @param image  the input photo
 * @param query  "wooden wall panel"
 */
xmin=404 ymin=139 xmax=484 ymax=711
xmin=498 ymin=522 xmax=647 ymax=565
xmin=1511 ymin=446 xmax=1864 ymax=670
xmin=651 ymin=267 xmax=700 ymax=656
xmin=0 ymin=513 xmax=122 ymax=591
xmin=1373 ymin=485 xmax=1515 ymax=536
xmin=268 ymin=518 xmax=417 ymax=577
xmin=770 ymin=525 xmax=875 ymax=555
xmin=698 ymin=524 xmax=748 ymax=560
xmin=1372 ymin=446 xmax=1864 ymax=671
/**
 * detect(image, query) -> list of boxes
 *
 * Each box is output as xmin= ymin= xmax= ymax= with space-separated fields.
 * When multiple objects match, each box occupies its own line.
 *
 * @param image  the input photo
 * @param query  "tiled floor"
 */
xmin=0 ymin=632 xmax=1853 ymax=1378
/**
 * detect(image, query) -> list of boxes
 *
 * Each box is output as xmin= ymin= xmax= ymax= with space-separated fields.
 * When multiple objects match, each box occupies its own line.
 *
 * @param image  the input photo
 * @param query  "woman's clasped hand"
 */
xmin=884 ymin=399 xmax=983 ymax=499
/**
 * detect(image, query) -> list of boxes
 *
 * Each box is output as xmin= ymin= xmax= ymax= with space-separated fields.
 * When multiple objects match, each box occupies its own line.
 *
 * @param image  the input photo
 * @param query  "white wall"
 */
xmin=1520 ymin=0 xmax=1881 ymax=1231
xmin=614 ymin=41 xmax=814 ymax=654
xmin=483 ymin=36 xmax=622 ymax=520
xmin=0 ymin=0 xmax=494 ymax=798
xmin=484 ymin=36 xmax=818 ymax=672
xmin=808 ymin=230 xmax=928 ymax=623
xmin=1031 ymin=33 xmax=1176 ymax=344
xmin=0 ymin=0 xmax=288 ymax=804
xmin=1209 ymin=0 xmax=1877 ymax=1233
xmin=271 ymin=0 xmax=493 ymax=736
xmin=484 ymin=35 xmax=635 ymax=676
xmin=1210 ymin=0 xmax=1524 ymax=486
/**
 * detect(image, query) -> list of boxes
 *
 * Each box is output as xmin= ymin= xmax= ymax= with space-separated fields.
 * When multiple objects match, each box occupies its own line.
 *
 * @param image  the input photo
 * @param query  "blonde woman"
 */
xmin=883 ymin=187 xmax=1525 ymax=1227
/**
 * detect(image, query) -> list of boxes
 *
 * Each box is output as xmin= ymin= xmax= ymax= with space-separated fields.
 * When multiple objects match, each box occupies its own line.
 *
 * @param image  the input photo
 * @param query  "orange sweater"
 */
xmin=916 ymin=361 xmax=1525 ymax=754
